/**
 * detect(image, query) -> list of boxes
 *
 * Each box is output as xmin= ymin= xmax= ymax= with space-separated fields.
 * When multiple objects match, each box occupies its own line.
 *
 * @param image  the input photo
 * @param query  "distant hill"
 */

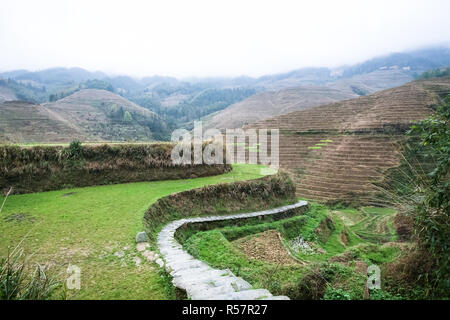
xmin=341 ymin=47 xmax=450 ymax=78
xmin=0 ymin=85 xmax=17 ymax=103
xmin=246 ymin=47 xmax=450 ymax=90
xmin=0 ymin=100 xmax=86 ymax=143
xmin=326 ymin=69 xmax=415 ymax=95
xmin=203 ymin=47 xmax=450 ymax=131
xmin=9 ymin=67 xmax=108 ymax=85
xmin=244 ymin=78 xmax=450 ymax=205
xmin=253 ymin=67 xmax=333 ymax=89
xmin=203 ymin=69 xmax=416 ymax=130
xmin=203 ymin=86 xmax=358 ymax=130
xmin=2 ymin=47 xmax=449 ymax=95
xmin=0 ymin=89 xmax=169 ymax=143
xmin=0 ymin=78 xmax=49 ymax=103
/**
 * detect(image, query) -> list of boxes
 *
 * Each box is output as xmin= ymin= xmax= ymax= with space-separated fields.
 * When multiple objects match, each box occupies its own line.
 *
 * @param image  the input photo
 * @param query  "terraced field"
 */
xmin=244 ymin=78 xmax=450 ymax=204
xmin=183 ymin=202 xmax=405 ymax=299
xmin=0 ymin=89 xmax=165 ymax=143
xmin=332 ymin=207 xmax=397 ymax=243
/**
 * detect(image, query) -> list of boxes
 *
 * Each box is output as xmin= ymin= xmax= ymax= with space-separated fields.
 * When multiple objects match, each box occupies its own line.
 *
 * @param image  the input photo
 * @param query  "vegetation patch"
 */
xmin=3 ymin=212 xmax=36 ymax=223
xmin=179 ymin=201 xmax=409 ymax=299
xmin=183 ymin=229 xmax=306 ymax=297
xmin=376 ymin=97 xmax=450 ymax=299
xmin=232 ymin=230 xmax=298 ymax=265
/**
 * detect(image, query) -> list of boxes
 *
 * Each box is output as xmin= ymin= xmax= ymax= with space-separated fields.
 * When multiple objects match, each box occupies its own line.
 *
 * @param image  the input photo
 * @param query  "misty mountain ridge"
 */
xmin=1 ymin=45 xmax=450 ymax=141
xmin=2 ymin=46 xmax=450 ymax=92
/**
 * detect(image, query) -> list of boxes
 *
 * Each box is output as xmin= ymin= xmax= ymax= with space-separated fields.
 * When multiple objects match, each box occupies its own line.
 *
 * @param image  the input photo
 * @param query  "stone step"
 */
xmin=156 ymin=201 xmax=308 ymax=300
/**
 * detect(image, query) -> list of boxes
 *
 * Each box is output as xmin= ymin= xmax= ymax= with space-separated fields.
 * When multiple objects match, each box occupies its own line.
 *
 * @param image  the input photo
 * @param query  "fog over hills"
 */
xmin=202 ymin=47 xmax=450 ymax=129
xmin=1 ymin=46 xmax=450 ymax=141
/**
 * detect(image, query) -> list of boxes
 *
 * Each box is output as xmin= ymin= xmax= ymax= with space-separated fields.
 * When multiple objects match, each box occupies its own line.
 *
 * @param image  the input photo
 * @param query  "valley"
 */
xmin=1 ymin=0 xmax=450 ymax=306
xmin=2 ymin=47 xmax=450 ymax=142
xmin=0 ymin=49 xmax=449 ymax=301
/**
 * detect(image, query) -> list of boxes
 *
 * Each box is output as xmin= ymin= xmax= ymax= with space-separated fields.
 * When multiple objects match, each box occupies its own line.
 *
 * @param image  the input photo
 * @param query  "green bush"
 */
xmin=123 ymin=111 xmax=133 ymax=122
xmin=323 ymin=287 xmax=352 ymax=300
xmin=379 ymin=96 xmax=450 ymax=298
xmin=369 ymin=289 xmax=402 ymax=300
xmin=281 ymin=262 xmax=366 ymax=300
xmin=408 ymin=97 xmax=450 ymax=294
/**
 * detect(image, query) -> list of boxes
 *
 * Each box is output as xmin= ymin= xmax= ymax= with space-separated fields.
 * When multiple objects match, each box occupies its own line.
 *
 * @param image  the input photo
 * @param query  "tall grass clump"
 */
xmin=0 ymin=188 xmax=61 ymax=300
xmin=0 ymin=249 xmax=60 ymax=300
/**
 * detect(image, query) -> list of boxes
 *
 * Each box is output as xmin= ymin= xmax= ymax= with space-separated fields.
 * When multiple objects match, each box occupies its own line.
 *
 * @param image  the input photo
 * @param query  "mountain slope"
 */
xmin=0 ymin=86 xmax=17 ymax=103
xmin=203 ymin=69 xmax=418 ymax=130
xmin=0 ymin=101 xmax=86 ymax=143
xmin=204 ymin=86 xmax=358 ymax=130
xmin=244 ymin=78 xmax=450 ymax=205
xmin=1 ymin=46 xmax=450 ymax=136
xmin=0 ymin=89 xmax=167 ymax=143
xmin=326 ymin=69 xmax=415 ymax=96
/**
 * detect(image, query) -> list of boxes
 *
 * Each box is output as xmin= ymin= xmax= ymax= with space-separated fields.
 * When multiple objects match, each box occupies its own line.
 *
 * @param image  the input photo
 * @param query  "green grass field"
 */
xmin=0 ymin=164 xmax=271 ymax=300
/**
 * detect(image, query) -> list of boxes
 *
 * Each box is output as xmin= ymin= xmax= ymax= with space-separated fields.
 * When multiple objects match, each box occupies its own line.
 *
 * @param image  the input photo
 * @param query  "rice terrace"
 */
xmin=1 ymin=0 xmax=449 ymax=308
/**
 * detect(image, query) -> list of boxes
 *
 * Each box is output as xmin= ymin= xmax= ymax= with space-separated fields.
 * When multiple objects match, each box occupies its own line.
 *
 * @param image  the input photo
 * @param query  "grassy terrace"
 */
xmin=0 ymin=164 xmax=271 ymax=300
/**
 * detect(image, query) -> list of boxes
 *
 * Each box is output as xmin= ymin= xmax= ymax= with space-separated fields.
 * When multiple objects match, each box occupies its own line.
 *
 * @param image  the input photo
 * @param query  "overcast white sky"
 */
xmin=1 ymin=0 xmax=450 ymax=78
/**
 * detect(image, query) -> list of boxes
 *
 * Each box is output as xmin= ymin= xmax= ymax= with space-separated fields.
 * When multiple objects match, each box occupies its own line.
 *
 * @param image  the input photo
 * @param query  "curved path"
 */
xmin=157 ymin=200 xmax=308 ymax=300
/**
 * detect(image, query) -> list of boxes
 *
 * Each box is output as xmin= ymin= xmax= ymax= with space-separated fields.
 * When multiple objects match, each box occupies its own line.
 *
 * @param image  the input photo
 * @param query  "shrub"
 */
xmin=123 ymin=111 xmax=133 ymax=122
xmin=377 ymin=96 xmax=450 ymax=298
xmin=65 ymin=140 xmax=84 ymax=159
xmin=282 ymin=262 xmax=365 ymax=300
xmin=323 ymin=287 xmax=352 ymax=300
xmin=282 ymin=263 xmax=334 ymax=300
xmin=369 ymin=289 xmax=402 ymax=300
xmin=418 ymin=67 xmax=450 ymax=80
xmin=408 ymin=97 xmax=450 ymax=295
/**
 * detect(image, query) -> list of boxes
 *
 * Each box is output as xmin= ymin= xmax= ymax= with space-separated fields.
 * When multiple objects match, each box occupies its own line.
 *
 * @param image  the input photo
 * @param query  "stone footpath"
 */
xmin=156 ymin=200 xmax=308 ymax=300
